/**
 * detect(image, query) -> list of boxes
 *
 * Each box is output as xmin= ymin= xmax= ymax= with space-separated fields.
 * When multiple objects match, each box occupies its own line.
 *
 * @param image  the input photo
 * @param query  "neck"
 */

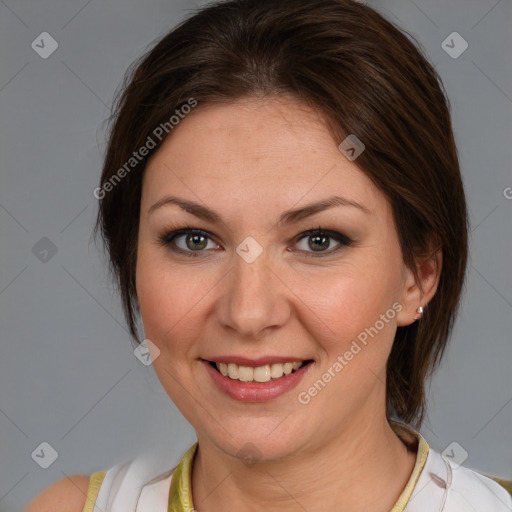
xmin=191 ymin=415 xmax=417 ymax=512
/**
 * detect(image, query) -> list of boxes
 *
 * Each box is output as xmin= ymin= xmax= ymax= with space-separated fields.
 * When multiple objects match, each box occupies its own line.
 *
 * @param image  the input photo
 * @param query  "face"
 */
xmin=136 ymin=96 xmax=418 ymax=461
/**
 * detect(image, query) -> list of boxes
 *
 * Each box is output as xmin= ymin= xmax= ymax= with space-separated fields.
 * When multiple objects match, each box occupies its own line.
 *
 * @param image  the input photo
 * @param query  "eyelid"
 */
xmin=293 ymin=228 xmax=351 ymax=246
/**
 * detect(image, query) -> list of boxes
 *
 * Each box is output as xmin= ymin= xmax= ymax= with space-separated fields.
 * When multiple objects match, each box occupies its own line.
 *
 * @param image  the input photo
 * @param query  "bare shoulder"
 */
xmin=23 ymin=474 xmax=90 ymax=512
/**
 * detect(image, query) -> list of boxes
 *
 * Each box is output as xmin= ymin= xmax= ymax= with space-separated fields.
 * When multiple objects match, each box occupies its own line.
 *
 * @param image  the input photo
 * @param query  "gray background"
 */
xmin=0 ymin=0 xmax=510 ymax=510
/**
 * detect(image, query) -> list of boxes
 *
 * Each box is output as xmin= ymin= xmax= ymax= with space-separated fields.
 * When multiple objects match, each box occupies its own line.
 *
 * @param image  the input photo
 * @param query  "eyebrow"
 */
xmin=148 ymin=194 xmax=372 ymax=226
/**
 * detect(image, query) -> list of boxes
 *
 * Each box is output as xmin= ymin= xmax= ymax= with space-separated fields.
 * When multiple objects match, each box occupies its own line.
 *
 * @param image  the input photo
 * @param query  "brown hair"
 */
xmin=94 ymin=0 xmax=469 ymax=427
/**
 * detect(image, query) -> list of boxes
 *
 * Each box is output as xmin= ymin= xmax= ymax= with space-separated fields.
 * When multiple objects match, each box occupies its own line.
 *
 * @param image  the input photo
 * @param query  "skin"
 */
xmin=136 ymin=95 xmax=441 ymax=512
xmin=23 ymin=475 xmax=89 ymax=512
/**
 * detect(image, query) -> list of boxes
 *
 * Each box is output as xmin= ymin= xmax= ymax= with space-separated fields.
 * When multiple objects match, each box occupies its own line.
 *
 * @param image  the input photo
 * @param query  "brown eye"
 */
xmin=294 ymin=228 xmax=352 ymax=257
xmin=160 ymin=228 xmax=220 ymax=256
xmin=185 ymin=232 xmax=208 ymax=251
xmin=307 ymin=234 xmax=330 ymax=251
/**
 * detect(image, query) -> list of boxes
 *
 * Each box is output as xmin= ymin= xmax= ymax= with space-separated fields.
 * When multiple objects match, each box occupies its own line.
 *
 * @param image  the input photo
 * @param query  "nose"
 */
xmin=216 ymin=244 xmax=291 ymax=340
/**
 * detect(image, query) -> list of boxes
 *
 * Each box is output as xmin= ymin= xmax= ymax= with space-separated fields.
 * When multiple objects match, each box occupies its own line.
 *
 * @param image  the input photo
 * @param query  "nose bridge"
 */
xmin=219 ymin=238 xmax=289 ymax=338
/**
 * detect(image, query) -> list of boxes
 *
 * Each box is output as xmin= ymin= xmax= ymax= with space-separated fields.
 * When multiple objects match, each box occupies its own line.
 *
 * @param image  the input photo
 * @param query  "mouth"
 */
xmin=206 ymin=359 xmax=314 ymax=383
xmin=202 ymin=357 xmax=315 ymax=402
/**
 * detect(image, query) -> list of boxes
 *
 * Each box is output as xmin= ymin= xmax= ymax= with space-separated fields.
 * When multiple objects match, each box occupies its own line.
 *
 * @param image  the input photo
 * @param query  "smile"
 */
xmin=203 ymin=358 xmax=314 ymax=402
xmin=211 ymin=361 xmax=307 ymax=382
xmin=202 ymin=355 xmax=315 ymax=402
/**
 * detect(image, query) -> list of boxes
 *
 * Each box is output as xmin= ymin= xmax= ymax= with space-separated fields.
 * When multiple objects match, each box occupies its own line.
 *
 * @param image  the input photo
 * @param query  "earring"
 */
xmin=413 ymin=306 xmax=424 ymax=321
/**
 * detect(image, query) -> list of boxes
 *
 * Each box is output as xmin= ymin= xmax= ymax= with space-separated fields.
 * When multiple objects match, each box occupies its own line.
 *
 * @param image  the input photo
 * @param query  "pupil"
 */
xmin=187 ymin=233 xmax=207 ymax=250
xmin=309 ymin=235 xmax=329 ymax=251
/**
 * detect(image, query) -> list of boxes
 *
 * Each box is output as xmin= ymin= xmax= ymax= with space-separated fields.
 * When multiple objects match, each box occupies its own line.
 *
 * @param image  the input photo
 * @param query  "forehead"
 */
xmin=142 ymin=96 xmax=384 ymax=214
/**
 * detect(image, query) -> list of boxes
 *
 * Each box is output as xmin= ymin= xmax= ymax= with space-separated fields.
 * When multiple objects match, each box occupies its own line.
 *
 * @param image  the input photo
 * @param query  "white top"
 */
xmin=89 ymin=428 xmax=512 ymax=512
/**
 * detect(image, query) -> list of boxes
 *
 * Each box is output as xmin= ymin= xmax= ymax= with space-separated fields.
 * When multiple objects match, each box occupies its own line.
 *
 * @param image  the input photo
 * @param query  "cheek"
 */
xmin=136 ymin=250 xmax=206 ymax=411
xmin=290 ymin=267 xmax=401 ymax=414
xmin=290 ymin=256 xmax=401 ymax=362
xmin=136 ymin=247 xmax=216 ymax=352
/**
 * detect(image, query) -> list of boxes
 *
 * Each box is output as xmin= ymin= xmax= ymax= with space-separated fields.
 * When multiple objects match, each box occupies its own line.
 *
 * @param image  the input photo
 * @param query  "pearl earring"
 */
xmin=413 ymin=306 xmax=424 ymax=321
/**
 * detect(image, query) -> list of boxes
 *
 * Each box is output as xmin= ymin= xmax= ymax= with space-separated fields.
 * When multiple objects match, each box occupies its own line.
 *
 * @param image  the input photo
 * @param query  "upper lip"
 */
xmin=203 ymin=356 xmax=312 ymax=366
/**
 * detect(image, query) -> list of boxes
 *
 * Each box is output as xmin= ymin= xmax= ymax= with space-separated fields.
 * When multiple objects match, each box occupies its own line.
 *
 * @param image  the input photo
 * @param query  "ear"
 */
xmin=396 ymin=247 xmax=442 ymax=327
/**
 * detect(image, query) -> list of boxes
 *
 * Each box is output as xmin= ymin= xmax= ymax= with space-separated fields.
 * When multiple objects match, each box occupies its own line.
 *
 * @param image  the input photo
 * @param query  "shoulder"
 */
xmin=416 ymin=447 xmax=512 ymax=511
xmin=447 ymin=462 xmax=512 ymax=511
xmin=23 ymin=474 xmax=90 ymax=512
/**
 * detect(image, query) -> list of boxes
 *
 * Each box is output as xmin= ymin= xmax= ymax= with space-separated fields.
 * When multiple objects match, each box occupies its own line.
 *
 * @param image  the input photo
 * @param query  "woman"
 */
xmin=26 ymin=0 xmax=512 ymax=511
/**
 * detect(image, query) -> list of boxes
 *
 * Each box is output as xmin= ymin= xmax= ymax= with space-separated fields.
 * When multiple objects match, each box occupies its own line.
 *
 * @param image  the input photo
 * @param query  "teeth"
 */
xmin=227 ymin=363 xmax=238 ymax=379
xmin=238 ymin=365 xmax=253 ymax=382
xmin=270 ymin=363 xmax=284 ymax=379
xmin=253 ymin=365 xmax=271 ymax=382
xmin=218 ymin=363 xmax=228 ymax=377
xmin=215 ymin=361 xmax=305 ymax=382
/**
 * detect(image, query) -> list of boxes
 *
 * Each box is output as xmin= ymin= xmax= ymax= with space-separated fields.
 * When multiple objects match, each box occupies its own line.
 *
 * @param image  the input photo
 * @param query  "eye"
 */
xmin=159 ymin=228 xmax=220 ymax=257
xmin=293 ymin=227 xmax=352 ymax=257
xmin=158 ymin=226 xmax=352 ymax=258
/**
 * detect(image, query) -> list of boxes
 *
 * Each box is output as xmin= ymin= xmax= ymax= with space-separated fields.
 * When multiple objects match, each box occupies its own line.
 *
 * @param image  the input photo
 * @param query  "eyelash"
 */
xmin=157 ymin=225 xmax=352 ymax=259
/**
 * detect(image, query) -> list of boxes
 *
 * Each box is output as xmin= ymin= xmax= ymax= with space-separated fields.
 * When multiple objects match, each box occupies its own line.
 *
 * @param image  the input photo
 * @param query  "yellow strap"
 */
xmin=81 ymin=471 xmax=107 ymax=512
xmin=168 ymin=444 xmax=198 ymax=512
xmin=390 ymin=426 xmax=430 ymax=511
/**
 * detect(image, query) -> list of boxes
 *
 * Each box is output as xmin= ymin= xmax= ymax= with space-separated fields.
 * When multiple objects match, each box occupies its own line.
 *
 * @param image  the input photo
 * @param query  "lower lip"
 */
xmin=203 ymin=360 xmax=313 ymax=402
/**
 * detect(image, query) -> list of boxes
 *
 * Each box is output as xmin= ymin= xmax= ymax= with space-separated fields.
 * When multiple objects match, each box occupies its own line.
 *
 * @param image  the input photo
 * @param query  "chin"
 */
xmin=200 ymin=415 xmax=314 ymax=464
